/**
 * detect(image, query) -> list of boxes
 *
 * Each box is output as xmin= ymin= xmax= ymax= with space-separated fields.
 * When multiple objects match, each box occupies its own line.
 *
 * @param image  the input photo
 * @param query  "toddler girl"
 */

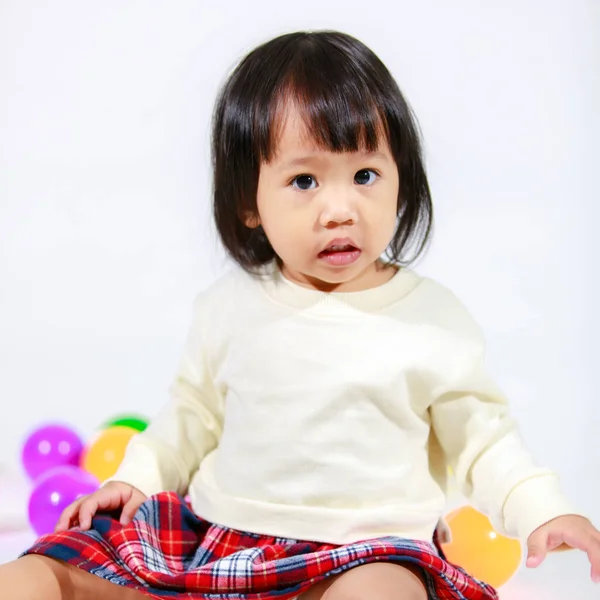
xmin=2 ymin=29 xmax=599 ymax=600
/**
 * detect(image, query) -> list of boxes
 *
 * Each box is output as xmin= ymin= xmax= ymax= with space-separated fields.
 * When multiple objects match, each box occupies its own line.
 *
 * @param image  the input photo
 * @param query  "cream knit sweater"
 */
xmin=108 ymin=262 xmax=577 ymax=544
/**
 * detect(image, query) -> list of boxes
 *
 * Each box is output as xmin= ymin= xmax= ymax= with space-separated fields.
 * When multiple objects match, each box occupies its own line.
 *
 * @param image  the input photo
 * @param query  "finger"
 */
xmin=546 ymin=533 xmax=567 ymax=552
xmin=78 ymin=497 xmax=100 ymax=530
xmin=562 ymin=530 xmax=599 ymax=553
xmin=55 ymin=496 xmax=86 ymax=532
xmin=560 ymin=528 xmax=600 ymax=581
xmin=80 ymin=486 xmax=135 ymax=530
xmin=120 ymin=490 xmax=141 ymax=525
xmin=564 ymin=530 xmax=600 ymax=582
xmin=585 ymin=540 xmax=600 ymax=583
xmin=526 ymin=531 xmax=549 ymax=568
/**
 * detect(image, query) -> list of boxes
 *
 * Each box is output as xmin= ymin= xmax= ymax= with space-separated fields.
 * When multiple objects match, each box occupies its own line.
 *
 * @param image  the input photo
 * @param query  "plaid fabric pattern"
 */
xmin=22 ymin=492 xmax=498 ymax=600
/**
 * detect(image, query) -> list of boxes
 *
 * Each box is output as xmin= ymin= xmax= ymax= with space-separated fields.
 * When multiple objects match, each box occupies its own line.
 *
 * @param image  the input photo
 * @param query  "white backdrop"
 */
xmin=0 ymin=1 xmax=598 ymax=597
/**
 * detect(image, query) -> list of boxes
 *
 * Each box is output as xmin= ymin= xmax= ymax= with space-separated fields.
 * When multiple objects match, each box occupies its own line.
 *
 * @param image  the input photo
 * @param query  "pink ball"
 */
xmin=21 ymin=423 xmax=84 ymax=481
xmin=28 ymin=465 xmax=99 ymax=536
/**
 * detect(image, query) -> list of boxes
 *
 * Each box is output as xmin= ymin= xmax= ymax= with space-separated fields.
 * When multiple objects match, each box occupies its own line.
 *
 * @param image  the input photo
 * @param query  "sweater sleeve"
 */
xmin=105 ymin=293 xmax=224 ymax=497
xmin=428 ymin=296 xmax=581 ymax=543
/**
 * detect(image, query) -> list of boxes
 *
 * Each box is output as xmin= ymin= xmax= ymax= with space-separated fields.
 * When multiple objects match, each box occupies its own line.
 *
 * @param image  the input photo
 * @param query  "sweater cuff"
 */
xmin=502 ymin=474 xmax=582 ymax=542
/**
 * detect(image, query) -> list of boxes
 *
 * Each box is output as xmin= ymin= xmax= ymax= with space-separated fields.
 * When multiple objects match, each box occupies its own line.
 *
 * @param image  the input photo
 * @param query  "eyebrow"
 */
xmin=276 ymin=151 xmax=389 ymax=170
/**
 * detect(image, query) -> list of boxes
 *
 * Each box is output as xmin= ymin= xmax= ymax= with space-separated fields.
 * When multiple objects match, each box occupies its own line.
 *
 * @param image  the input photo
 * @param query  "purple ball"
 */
xmin=21 ymin=423 xmax=84 ymax=481
xmin=28 ymin=465 xmax=99 ymax=536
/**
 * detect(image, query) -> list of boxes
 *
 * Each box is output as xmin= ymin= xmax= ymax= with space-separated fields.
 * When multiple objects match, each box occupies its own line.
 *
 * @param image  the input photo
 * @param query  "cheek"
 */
xmin=257 ymin=190 xmax=307 ymax=242
xmin=259 ymin=206 xmax=305 ymax=254
xmin=375 ymin=211 xmax=398 ymax=248
xmin=369 ymin=187 xmax=398 ymax=224
xmin=366 ymin=187 xmax=398 ymax=246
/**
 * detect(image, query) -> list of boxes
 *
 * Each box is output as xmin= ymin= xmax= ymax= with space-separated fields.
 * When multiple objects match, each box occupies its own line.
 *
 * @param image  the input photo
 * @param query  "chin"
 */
xmin=313 ymin=262 xmax=369 ymax=283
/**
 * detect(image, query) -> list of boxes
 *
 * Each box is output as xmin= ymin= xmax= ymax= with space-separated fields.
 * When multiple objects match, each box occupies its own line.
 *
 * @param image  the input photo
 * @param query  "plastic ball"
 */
xmin=28 ymin=465 xmax=99 ymax=536
xmin=81 ymin=425 xmax=138 ymax=482
xmin=442 ymin=505 xmax=522 ymax=588
xmin=101 ymin=414 xmax=148 ymax=433
xmin=21 ymin=423 xmax=84 ymax=481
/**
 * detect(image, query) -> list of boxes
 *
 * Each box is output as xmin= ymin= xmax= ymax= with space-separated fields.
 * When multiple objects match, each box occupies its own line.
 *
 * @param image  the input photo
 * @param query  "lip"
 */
xmin=317 ymin=237 xmax=362 ymax=267
xmin=319 ymin=237 xmax=360 ymax=253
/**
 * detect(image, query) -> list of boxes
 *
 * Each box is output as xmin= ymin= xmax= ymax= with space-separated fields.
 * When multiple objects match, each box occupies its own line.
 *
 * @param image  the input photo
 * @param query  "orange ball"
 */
xmin=81 ymin=426 xmax=137 ymax=482
xmin=442 ymin=505 xmax=522 ymax=588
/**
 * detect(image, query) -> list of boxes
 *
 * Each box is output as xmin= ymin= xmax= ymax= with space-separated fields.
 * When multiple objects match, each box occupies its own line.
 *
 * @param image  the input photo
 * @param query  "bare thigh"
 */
xmin=297 ymin=562 xmax=428 ymax=600
xmin=0 ymin=555 xmax=150 ymax=600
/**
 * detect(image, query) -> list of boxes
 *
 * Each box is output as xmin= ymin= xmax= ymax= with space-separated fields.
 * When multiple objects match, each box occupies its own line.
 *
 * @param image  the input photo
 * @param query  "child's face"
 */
xmin=253 ymin=106 xmax=400 ymax=292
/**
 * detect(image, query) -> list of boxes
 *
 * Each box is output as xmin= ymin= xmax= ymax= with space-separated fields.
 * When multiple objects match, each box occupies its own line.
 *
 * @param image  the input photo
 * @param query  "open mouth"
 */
xmin=318 ymin=239 xmax=362 ymax=266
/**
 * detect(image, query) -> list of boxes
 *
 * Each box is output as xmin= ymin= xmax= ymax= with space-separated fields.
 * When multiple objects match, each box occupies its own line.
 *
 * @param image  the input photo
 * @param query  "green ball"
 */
xmin=102 ymin=414 xmax=148 ymax=432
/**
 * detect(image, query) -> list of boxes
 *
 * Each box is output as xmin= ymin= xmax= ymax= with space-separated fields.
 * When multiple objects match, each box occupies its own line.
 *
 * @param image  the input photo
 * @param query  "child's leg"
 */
xmin=298 ymin=562 xmax=428 ymax=600
xmin=0 ymin=555 xmax=149 ymax=600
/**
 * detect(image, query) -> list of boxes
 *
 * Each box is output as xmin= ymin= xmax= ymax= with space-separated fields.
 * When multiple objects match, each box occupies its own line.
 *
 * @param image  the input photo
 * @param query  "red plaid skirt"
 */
xmin=22 ymin=492 xmax=498 ymax=599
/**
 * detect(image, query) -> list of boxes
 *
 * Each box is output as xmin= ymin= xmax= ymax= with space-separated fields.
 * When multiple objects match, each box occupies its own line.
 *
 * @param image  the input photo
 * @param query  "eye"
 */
xmin=354 ymin=169 xmax=378 ymax=185
xmin=291 ymin=174 xmax=317 ymax=191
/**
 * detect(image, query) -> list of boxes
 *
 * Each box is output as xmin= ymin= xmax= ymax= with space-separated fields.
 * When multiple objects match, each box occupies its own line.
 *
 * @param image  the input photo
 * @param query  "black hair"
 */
xmin=211 ymin=30 xmax=433 ymax=271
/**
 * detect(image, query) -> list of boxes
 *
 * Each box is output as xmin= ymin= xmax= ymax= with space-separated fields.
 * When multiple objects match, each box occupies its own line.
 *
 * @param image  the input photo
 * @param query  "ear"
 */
xmin=244 ymin=212 xmax=261 ymax=229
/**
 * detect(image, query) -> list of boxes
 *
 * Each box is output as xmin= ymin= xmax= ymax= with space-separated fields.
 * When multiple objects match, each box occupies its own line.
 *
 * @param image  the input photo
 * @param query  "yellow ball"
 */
xmin=442 ymin=505 xmax=522 ymax=588
xmin=81 ymin=426 xmax=137 ymax=482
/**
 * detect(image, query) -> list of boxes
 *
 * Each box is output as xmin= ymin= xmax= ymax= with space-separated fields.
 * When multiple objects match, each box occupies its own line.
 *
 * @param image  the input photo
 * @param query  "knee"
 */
xmin=320 ymin=563 xmax=427 ymax=600
xmin=0 ymin=555 xmax=65 ymax=600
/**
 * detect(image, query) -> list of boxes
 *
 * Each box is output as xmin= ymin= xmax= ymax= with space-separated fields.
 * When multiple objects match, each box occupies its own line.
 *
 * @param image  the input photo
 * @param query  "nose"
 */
xmin=318 ymin=189 xmax=358 ymax=228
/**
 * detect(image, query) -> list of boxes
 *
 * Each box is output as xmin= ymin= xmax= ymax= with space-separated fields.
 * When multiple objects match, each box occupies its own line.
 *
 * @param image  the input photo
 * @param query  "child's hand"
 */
xmin=54 ymin=481 xmax=147 ymax=532
xmin=526 ymin=515 xmax=600 ymax=582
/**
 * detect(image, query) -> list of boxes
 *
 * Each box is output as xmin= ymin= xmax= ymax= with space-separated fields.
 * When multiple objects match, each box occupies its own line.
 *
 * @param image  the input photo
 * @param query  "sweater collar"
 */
xmin=256 ymin=260 xmax=421 ymax=312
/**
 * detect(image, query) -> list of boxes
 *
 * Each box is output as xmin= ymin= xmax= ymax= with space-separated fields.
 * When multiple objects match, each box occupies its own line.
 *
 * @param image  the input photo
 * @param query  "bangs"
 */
xmin=251 ymin=34 xmax=394 ymax=163
xmin=260 ymin=81 xmax=388 ymax=162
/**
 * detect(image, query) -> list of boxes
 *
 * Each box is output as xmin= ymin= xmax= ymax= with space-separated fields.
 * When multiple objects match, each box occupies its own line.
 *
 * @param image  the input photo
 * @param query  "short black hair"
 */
xmin=211 ymin=30 xmax=433 ymax=271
